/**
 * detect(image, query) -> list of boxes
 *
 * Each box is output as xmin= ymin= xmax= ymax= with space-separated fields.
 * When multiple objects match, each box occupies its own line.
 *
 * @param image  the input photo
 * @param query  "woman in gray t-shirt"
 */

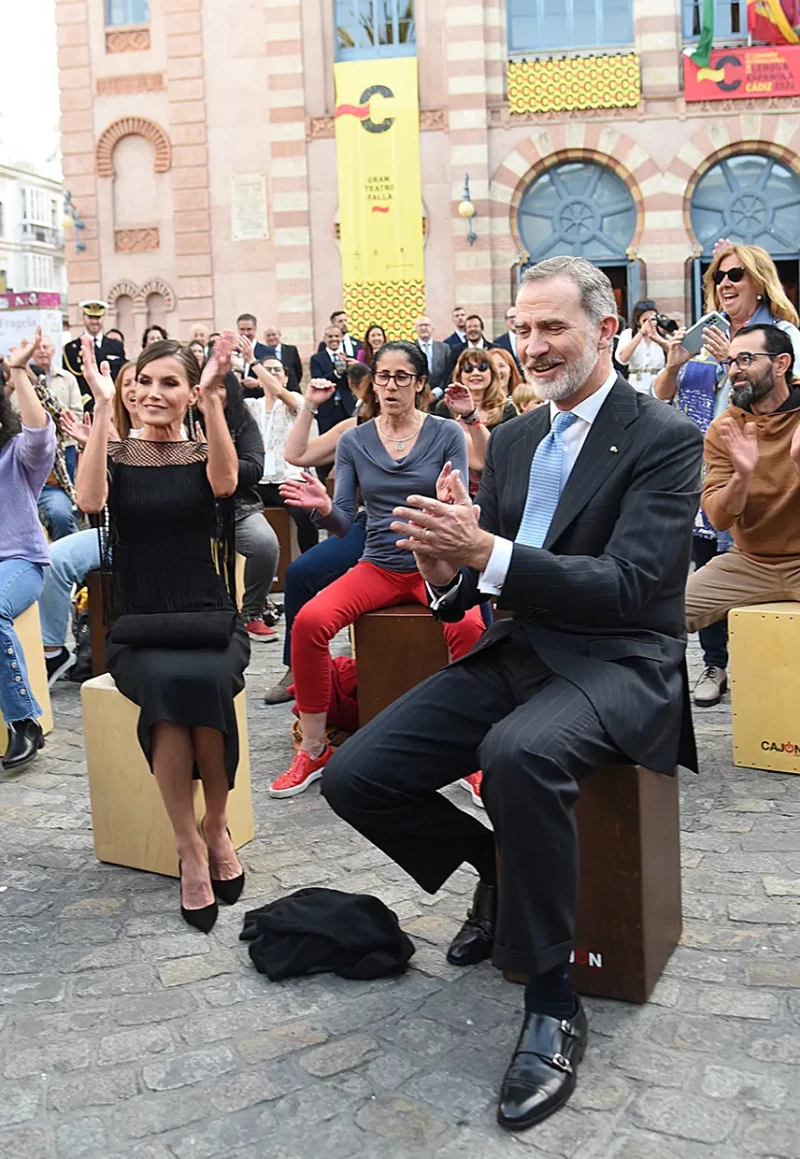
xmin=272 ymin=340 xmax=486 ymax=798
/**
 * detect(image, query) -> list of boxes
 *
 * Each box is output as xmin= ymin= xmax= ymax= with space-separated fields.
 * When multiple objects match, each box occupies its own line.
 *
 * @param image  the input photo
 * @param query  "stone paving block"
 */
xmin=4 ymin=1037 xmax=90 ymax=1078
xmin=157 ymin=951 xmax=238 ymax=988
xmin=743 ymin=1121 xmax=800 ymax=1157
xmin=54 ymin=1115 xmax=107 ymax=1158
xmin=99 ymin=1025 xmax=174 ymax=1065
xmin=628 ymin=1090 xmax=737 ymax=1144
xmin=0 ymin=1125 xmax=55 ymax=1159
xmin=354 ymin=1095 xmax=449 ymax=1148
xmin=298 ymin=1034 xmax=379 ymax=1077
xmin=0 ymin=1080 xmax=42 ymax=1126
xmin=71 ymin=965 xmax=158 ymax=999
xmin=235 ymin=1019 xmax=329 ymax=1063
xmin=47 ymin=1068 xmax=139 ymax=1113
xmin=700 ymin=1063 xmax=787 ymax=1109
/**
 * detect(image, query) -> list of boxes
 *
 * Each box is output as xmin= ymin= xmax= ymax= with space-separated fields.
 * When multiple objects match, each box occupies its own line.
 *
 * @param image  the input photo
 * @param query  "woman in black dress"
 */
xmin=77 ymin=331 xmax=249 ymax=932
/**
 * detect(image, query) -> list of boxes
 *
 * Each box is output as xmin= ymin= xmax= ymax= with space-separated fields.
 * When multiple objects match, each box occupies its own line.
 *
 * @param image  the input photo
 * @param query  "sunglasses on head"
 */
xmin=712 ymin=266 xmax=746 ymax=286
xmin=463 ymin=360 xmax=490 ymax=374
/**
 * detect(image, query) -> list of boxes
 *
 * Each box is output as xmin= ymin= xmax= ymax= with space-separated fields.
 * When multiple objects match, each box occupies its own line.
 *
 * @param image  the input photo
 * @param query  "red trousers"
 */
xmin=292 ymin=560 xmax=486 ymax=716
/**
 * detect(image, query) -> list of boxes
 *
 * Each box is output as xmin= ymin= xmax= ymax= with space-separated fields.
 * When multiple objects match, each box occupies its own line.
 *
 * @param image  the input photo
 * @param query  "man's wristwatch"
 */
xmin=461 ymin=409 xmax=481 ymax=425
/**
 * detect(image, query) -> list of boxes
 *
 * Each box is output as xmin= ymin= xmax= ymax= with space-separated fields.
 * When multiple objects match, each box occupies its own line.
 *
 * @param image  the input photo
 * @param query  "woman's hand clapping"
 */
xmin=199 ymin=329 xmax=235 ymax=406
xmin=80 ymin=333 xmax=115 ymax=405
xmin=443 ymin=383 xmax=476 ymax=418
xmin=279 ymin=470 xmax=332 ymax=516
xmin=305 ymin=379 xmax=337 ymax=409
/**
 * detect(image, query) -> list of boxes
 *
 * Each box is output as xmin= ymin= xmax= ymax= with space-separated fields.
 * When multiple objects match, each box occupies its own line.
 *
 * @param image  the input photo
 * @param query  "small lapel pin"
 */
xmin=609 ymin=445 xmax=619 ymax=453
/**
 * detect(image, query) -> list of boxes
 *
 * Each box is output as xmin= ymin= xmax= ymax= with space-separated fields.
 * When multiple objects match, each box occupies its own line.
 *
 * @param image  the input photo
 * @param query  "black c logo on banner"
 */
xmin=716 ymin=54 xmax=742 ymax=92
xmin=359 ymin=85 xmax=395 ymax=133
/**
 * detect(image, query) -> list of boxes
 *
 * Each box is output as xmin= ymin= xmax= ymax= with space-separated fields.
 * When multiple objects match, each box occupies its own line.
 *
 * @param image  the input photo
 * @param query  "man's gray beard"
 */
xmin=731 ymin=367 xmax=774 ymax=410
xmin=730 ymin=383 xmax=754 ymax=409
xmin=524 ymin=344 xmax=600 ymax=402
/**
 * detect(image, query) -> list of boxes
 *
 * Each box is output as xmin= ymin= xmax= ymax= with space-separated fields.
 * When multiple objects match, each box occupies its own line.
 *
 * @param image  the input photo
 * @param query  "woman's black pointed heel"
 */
xmin=178 ymin=862 xmax=218 ymax=933
xmin=202 ymin=824 xmax=245 ymax=906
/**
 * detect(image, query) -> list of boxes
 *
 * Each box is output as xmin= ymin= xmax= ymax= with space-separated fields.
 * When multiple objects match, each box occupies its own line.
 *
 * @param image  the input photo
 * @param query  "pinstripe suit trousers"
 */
xmin=322 ymin=632 xmax=622 ymax=977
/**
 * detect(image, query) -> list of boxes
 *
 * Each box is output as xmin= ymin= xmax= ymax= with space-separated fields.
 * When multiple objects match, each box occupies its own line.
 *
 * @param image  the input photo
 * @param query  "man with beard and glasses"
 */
xmin=320 ymin=256 xmax=703 ymax=1135
xmin=686 ymin=322 xmax=800 ymax=629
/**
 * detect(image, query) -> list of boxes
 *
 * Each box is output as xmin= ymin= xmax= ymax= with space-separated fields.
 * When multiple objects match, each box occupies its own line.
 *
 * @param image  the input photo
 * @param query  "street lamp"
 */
xmin=458 ymin=173 xmax=477 ymax=246
xmin=62 ymin=190 xmax=86 ymax=253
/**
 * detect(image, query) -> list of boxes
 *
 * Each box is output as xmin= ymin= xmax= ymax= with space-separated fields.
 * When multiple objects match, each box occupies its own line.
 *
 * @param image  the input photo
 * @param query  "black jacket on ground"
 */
xmin=240 ymin=888 xmax=415 ymax=981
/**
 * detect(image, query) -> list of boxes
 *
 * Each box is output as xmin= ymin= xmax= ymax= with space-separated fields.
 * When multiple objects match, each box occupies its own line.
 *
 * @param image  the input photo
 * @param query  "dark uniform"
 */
xmin=63 ymin=334 xmax=126 ymax=411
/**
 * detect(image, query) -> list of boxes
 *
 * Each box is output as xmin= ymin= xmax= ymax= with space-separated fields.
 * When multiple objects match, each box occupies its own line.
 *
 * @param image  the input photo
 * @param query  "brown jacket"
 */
xmin=703 ymin=398 xmax=800 ymax=562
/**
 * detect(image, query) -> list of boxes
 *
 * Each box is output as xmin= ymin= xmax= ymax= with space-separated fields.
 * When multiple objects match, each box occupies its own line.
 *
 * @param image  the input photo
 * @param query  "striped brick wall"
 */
xmin=165 ymin=0 xmax=213 ymax=331
xmin=56 ymin=0 xmax=101 ymax=326
xmin=265 ymin=0 xmax=315 ymax=352
xmin=635 ymin=0 xmax=681 ymax=101
xmin=443 ymin=0 xmax=494 ymax=325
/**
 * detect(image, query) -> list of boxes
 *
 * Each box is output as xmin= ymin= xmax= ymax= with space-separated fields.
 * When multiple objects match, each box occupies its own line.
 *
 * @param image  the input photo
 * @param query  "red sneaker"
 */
xmin=269 ymin=746 xmax=333 ymax=798
xmin=459 ymin=771 xmax=484 ymax=809
xmin=244 ymin=619 xmax=278 ymax=642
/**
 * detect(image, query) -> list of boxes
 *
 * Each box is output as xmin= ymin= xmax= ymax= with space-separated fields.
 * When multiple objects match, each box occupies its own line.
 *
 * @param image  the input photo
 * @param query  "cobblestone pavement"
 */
xmin=2 ymin=624 xmax=800 ymax=1159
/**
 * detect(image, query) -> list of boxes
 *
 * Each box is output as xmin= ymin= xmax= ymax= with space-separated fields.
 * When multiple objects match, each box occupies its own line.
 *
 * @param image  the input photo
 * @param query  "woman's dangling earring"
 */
xmin=188 ymin=404 xmax=197 ymax=441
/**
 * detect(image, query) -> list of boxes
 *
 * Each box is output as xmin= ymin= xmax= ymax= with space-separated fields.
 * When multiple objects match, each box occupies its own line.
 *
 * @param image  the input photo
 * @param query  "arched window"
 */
xmin=114 ymin=294 xmax=135 ymax=351
xmin=146 ymin=292 xmax=167 ymax=331
xmin=517 ymin=160 xmax=637 ymax=262
xmin=689 ymin=153 xmax=800 ymax=257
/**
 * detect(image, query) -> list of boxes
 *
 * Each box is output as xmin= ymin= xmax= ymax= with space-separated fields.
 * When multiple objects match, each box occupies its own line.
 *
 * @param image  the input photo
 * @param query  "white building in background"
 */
xmin=0 ymin=162 xmax=66 ymax=301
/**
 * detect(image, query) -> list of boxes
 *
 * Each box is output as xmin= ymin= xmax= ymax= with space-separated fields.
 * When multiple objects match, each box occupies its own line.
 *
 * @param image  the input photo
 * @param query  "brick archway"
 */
xmin=676 ymin=122 xmax=800 ymax=248
xmin=96 ymin=117 xmax=171 ymax=178
xmin=490 ymin=124 xmax=652 ymax=258
xmin=107 ymin=280 xmax=140 ymax=308
xmin=139 ymin=278 xmax=175 ymax=312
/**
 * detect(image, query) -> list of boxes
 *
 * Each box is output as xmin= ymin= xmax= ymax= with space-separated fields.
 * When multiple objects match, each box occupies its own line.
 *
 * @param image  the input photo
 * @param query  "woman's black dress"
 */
xmin=104 ymin=439 xmax=250 ymax=785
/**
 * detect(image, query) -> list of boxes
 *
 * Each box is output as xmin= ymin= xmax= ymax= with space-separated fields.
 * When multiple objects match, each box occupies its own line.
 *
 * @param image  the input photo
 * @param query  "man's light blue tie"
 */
xmin=516 ymin=411 xmax=579 ymax=548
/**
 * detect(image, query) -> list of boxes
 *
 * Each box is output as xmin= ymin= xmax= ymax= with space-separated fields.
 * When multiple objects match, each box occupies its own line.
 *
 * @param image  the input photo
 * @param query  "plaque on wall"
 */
xmin=231 ymin=174 xmax=269 ymax=242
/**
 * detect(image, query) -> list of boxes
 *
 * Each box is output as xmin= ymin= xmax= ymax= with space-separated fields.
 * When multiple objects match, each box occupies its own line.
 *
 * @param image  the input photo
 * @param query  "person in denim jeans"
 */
xmin=0 ymin=328 xmax=56 ymax=769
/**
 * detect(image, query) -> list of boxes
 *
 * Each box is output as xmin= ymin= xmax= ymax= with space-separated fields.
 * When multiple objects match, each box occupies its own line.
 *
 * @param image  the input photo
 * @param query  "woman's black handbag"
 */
xmin=109 ymin=610 xmax=236 ymax=649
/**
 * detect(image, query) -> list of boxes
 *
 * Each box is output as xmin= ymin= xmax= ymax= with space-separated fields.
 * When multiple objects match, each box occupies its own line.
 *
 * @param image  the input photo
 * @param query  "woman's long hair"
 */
xmin=112 ymin=361 xmax=137 ymax=439
xmin=453 ymin=347 xmax=507 ymax=427
xmin=491 ymin=346 xmax=522 ymax=394
xmin=703 ymin=244 xmax=799 ymax=325
xmin=0 ymin=385 xmax=22 ymax=450
xmin=361 ymin=340 xmax=432 ymax=421
xmin=630 ymin=299 xmax=657 ymax=330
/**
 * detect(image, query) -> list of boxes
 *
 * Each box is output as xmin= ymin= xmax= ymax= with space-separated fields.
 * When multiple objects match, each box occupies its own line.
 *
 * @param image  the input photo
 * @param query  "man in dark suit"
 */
xmin=414 ymin=315 xmax=449 ymax=397
xmin=321 ymin=256 xmax=702 ymax=1134
xmin=445 ymin=313 xmax=496 ymax=382
xmin=237 ymin=313 xmax=270 ymax=378
xmin=309 ymin=323 xmax=357 ymax=434
xmin=444 ymin=305 xmax=468 ymax=348
xmin=317 ymin=310 xmax=362 ymax=361
xmin=263 ymin=324 xmax=303 ymax=392
xmin=63 ymin=300 xmax=126 ymax=411
xmin=493 ymin=305 xmax=522 ymax=372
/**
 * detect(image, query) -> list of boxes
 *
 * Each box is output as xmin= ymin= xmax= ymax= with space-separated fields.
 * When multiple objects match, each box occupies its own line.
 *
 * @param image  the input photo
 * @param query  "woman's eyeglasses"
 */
xmin=720 ymin=352 xmax=776 ymax=371
xmin=373 ymin=370 xmax=418 ymax=387
xmin=462 ymin=361 xmax=490 ymax=374
xmin=712 ymin=266 xmax=746 ymax=286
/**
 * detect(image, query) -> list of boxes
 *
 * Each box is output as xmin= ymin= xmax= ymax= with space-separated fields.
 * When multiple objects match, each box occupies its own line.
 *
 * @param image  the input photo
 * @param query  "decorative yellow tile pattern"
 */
xmin=508 ymin=55 xmax=641 ymax=116
xmin=343 ymin=279 xmax=427 ymax=341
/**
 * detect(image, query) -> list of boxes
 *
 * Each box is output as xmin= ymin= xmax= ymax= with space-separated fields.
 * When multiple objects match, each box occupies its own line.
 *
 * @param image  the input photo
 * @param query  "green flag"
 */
xmin=691 ymin=0 xmax=715 ymax=68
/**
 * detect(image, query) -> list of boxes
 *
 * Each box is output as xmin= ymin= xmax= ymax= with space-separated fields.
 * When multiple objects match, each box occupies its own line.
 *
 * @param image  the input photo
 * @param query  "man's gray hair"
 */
xmin=520 ymin=256 xmax=617 ymax=325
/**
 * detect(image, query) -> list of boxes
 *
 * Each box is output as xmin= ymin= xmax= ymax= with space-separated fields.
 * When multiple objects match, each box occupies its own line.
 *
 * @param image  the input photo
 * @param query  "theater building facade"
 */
xmin=57 ymin=0 xmax=800 ymax=351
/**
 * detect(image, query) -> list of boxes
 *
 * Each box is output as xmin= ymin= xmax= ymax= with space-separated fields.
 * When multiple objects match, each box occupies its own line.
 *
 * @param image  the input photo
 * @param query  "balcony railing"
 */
xmin=20 ymin=222 xmax=63 ymax=247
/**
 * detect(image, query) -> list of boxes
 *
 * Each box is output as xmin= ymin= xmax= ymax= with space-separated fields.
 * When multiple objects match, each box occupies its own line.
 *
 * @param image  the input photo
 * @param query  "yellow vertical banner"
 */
xmin=333 ymin=57 xmax=425 ymax=340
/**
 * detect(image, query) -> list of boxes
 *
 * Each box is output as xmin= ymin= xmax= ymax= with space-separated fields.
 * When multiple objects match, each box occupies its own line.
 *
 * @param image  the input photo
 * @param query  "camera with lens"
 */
xmin=656 ymin=314 xmax=679 ymax=337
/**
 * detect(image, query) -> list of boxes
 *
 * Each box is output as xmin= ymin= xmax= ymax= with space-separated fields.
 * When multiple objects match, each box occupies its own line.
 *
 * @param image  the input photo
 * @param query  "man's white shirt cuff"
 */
xmin=478 ymin=536 xmax=513 ymax=596
xmin=426 ymin=576 xmax=462 ymax=611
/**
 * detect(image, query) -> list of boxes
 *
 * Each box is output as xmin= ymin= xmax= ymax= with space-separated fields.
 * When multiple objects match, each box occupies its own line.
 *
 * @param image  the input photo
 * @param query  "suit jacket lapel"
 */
xmin=543 ymin=380 xmax=637 ymax=550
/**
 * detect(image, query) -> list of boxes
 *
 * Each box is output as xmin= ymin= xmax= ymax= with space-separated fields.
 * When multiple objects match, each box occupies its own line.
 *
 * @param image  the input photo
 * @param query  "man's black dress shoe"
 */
xmin=2 ymin=719 xmax=44 ymax=771
xmin=497 ymin=997 xmax=587 ymax=1132
xmin=446 ymin=881 xmax=496 ymax=965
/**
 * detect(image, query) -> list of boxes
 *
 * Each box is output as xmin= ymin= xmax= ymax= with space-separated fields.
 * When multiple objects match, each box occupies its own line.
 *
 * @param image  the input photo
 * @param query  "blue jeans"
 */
xmin=282 ymin=522 xmax=368 ymax=667
xmin=39 ymin=528 xmax=101 ymax=648
xmin=692 ymin=534 xmax=729 ymax=669
xmin=0 ymin=559 xmax=45 ymax=723
xmin=38 ymin=485 xmax=76 ymax=541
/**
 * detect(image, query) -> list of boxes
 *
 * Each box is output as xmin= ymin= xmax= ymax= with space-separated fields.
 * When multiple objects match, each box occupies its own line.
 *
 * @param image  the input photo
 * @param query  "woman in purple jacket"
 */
xmin=0 ymin=328 xmax=56 ymax=769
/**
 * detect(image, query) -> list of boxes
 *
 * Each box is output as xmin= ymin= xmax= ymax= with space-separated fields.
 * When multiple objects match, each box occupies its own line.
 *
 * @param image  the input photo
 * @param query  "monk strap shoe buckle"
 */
xmin=560 ymin=1019 xmax=579 ymax=1037
xmin=551 ymin=1052 xmax=573 ymax=1074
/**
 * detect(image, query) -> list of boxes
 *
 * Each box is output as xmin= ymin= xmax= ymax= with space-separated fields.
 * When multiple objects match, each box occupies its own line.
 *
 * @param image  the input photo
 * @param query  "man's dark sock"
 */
xmin=524 ymin=961 xmax=577 ymax=1019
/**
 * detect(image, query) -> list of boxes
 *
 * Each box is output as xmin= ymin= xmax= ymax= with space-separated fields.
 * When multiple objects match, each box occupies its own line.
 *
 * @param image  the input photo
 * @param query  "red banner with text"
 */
xmin=684 ymin=43 xmax=800 ymax=100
